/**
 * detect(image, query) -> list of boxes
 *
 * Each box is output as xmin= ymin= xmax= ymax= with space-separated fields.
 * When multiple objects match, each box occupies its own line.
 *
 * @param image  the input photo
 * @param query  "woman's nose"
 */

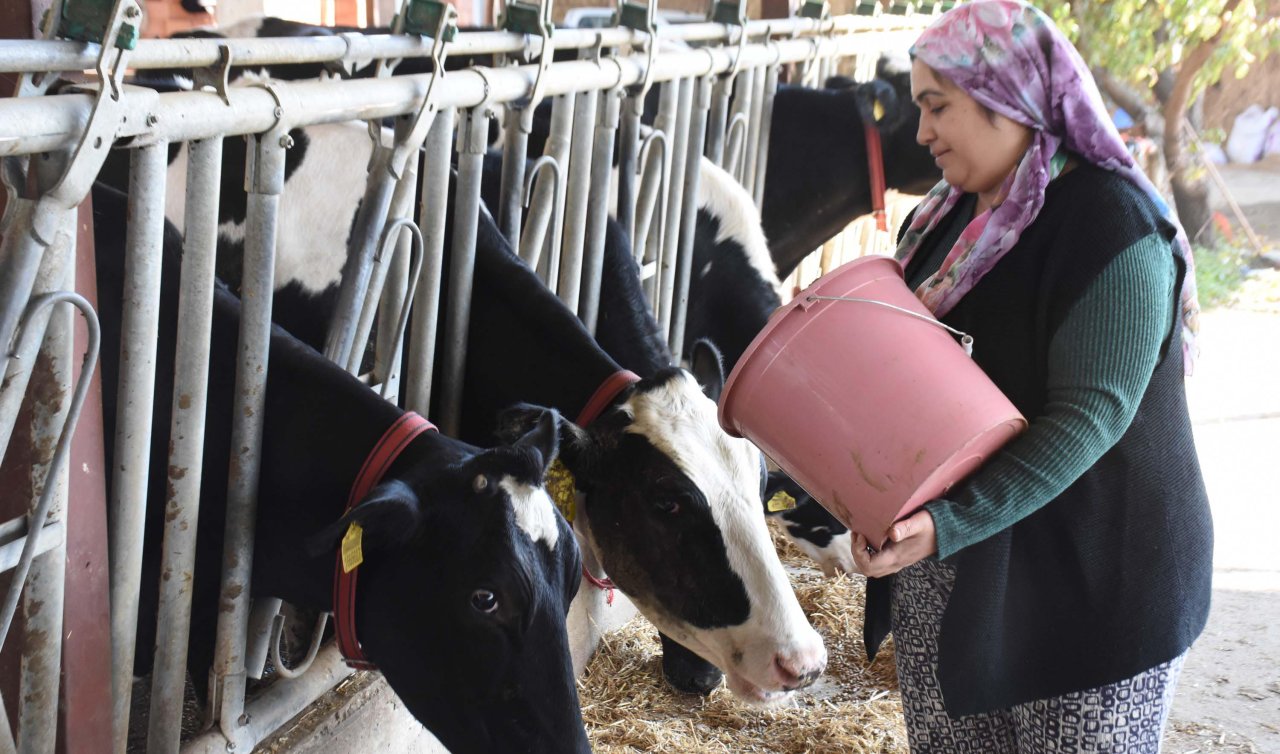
xmin=916 ymin=116 xmax=933 ymax=146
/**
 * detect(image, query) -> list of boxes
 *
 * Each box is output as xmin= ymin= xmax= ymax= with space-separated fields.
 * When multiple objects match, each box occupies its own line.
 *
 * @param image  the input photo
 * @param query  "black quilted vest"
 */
xmin=864 ymin=164 xmax=1214 ymax=716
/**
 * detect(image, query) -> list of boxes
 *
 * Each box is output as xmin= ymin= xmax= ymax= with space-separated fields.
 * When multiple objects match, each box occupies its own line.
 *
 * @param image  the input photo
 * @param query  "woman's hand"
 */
xmin=851 ymin=509 xmax=938 ymax=578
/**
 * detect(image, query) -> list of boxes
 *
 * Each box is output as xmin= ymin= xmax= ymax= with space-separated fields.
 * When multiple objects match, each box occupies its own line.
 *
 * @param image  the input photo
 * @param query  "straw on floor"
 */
xmin=577 ymin=526 xmax=909 ymax=754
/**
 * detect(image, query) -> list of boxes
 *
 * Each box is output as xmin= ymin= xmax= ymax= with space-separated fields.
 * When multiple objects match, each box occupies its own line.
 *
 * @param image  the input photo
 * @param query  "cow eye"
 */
xmin=655 ymin=498 xmax=680 ymax=515
xmin=471 ymin=589 xmax=498 ymax=613
xmin=472 ymin=474 xmax=489 ymax=493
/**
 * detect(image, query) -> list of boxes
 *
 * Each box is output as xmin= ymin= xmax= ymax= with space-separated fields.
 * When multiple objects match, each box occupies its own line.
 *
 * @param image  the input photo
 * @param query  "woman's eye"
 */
xmin=471 ymin=589 xmax=499 ymax=614
xmin=930 ymin=105 xmax=947 ymax=115
xmin=655 ymin=499 xmax=680 ymax=515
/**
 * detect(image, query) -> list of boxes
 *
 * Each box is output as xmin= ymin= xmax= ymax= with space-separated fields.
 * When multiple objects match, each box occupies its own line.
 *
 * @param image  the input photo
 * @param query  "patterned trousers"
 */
xmin=890 ymin=557 xmax=1185 ymax=754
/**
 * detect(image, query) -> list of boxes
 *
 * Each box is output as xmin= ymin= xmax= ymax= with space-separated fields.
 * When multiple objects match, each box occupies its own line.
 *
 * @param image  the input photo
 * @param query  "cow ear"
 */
xmin=508 ymin=405 xmax=561 ymax=473
xmin=496 ymin=402 xmax=598 ymax=481
xmin=306 ymin=480 xmax=424 ymax=558
xmin=854 ymin=79 xmax=901 ymax=129
xmin=763 ymin=471 xmax=801 ymax=517
xmin=688 ymin=338 xmax=726 ymax=401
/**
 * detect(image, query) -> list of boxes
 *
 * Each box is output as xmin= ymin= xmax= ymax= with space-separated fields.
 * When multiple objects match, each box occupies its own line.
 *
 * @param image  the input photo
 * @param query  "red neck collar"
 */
xmin=571 ymin=370 xmax=640 ymax=604
xmin=576 ymin=370 xmax=641 ymax=427
xmin=333 ymin=411 xmax=436 ymax=670
xmin=864 ymin=119 xmax=888 ymax=232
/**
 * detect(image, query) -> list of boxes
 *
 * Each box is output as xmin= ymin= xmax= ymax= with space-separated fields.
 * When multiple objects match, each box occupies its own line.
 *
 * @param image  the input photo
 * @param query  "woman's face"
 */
xmin=910 ymin=59 xmax=1032 ymax=204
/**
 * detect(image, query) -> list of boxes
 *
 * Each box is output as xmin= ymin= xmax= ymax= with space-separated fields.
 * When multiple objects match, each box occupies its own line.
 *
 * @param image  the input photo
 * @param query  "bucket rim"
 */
xmin=717 ymin=255 xmax=907 ymax=435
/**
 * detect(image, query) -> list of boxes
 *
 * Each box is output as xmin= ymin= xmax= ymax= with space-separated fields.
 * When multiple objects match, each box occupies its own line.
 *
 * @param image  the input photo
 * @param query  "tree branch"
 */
xmin=1163 ymin=0 xmax=1243 ymax=169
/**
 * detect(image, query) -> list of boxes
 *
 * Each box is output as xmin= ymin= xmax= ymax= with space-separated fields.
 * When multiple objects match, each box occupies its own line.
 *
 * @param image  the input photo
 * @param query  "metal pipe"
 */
xmin=379 ymin=219 xmax=425 ymax=403
xmin=244 ymin=597 xmax=282 ymax=682
xmin=518 ymin=156 xmax=563 ymax=274
xmin=107 ymin=143 xmax=168 ymax=754
xmin=705 ymin=74 xmax=733 ymax=167
xmin=324 ymin=142 xmax=398 ymax=370
xmin=0 ymin=34 xmax=919 ymax=156
xmin=657 ymin=78 xmax=694 ymax=338
xmin=347 ymin=155 xmax=418 ymax=376
xmin=403 ymin=108 xmax=455 ymax=417
xmin=268 ymin=612 xmax=329 ymax=680
xmin=723 ymin=112 xmax=749 ymax=182
xmin=146 ymin=136 xmax=224 ymax=754
xmin=632 ymin=130 xmax=667 ymax=267
xmin=9 ymin=217 xmax=80 ymax=754
xmin=0 ymin=201 xmax=58 ymax=468
xmin=578 ymin=88 xmax=622 ymax=336
xmin=211 ymin=134 xmax=285 ymax=751
xmin=525 ymin=93 xmax=574 ymax=287
xmin=616 ymin=98 xmax=642 ymax=247
xmin=669 ymin=75 xmax=712 ymax=363
xmin=0 ymin=17 xmax=925 ymax=75
xmin=744 ymin=62 xmax=767 ymax=194
xmin=752 ymin=63 xmax=779 ymax=208
xmin=728 ymin=68 xmax=755 ymax=184
xmin=181 ymin=645 xmax=353 ymax=754
xmin=556 ymin=88 xmax=598 ymax=316
xmin=499 ymin=106 xmax=529 ymax=250
xmin=439 ymin=107 xmax=490 ymax=438
xmin=14 ymin=284 xmax=94 ymax=754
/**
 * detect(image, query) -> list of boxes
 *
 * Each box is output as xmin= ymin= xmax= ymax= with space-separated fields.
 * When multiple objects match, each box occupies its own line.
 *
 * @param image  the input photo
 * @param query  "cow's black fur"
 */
xmin=91 ymin=182 xmax=589 ymax=753
xmin=762 ymin=65 xmax=940 ymax=277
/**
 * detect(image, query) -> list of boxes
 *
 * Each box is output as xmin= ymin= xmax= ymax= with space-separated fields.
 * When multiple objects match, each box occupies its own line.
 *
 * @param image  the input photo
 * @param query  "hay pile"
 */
xmin=577 ymin=527 xmax=909 ymax=753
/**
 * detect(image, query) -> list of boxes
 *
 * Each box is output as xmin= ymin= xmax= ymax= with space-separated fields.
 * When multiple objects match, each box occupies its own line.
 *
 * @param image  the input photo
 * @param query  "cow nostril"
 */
xmin=774 ymin=655 xmax=825 ymax=691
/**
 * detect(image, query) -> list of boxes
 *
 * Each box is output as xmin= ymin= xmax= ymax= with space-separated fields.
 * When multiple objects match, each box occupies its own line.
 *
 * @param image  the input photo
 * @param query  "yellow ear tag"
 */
xmin=873 ymin=99 xmax=886 ymax=123
xmin=767 ymin=491 xmax=797 ymax=513
xmin=545 ymin=459 xmax=577 ymax=523
xmin=341 ymin=523 xmax=365 ymax=573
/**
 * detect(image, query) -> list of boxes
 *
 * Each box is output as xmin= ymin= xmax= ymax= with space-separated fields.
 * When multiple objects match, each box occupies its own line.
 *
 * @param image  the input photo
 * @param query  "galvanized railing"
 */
xmin=0 ymin=1 xmax=932 ymax=751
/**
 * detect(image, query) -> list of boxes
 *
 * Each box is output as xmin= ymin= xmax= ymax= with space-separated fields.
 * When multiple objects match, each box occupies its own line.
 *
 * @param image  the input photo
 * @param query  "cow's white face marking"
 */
xmin=500 ymin=476 xmax=560 ymax=549
xmin=696 ymin=161 xmax=783 ymax=296
xmin=622 ymin=372 xmax=825 ymax=698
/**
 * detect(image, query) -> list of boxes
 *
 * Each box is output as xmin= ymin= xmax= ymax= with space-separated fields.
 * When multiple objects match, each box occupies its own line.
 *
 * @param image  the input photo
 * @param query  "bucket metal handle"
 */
xmin=805 ymin=295 xmax=975 ymax=356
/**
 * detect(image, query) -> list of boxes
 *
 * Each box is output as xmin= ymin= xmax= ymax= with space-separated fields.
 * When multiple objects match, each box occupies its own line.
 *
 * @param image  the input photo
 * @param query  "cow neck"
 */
xmin=863 ymin=118 xmax=889 ymax=233
xmin=332 ymin=411 xmax=438 ymax=670
xmin=572 ymin=370 xmax=641 ymax=605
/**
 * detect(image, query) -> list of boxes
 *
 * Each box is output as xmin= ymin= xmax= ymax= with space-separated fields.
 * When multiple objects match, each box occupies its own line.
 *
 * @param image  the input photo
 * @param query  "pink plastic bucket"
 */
xmin=718 ymin=256 xmax=1027 ymax=547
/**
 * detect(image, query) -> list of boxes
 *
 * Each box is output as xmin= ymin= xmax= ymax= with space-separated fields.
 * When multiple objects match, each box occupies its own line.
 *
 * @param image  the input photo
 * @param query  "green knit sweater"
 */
xmin=905 ymin=200 xmax=1177 ymax=560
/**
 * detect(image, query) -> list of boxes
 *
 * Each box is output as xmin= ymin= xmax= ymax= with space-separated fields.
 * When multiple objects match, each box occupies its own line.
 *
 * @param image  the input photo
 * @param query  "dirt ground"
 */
xmin=1160 ymin=159 xmax=1280 ymax=754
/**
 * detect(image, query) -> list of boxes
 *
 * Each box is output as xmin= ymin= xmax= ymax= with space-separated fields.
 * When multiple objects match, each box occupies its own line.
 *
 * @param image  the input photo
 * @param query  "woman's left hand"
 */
xmin=851 ymin=509 xmax=938 ymax=578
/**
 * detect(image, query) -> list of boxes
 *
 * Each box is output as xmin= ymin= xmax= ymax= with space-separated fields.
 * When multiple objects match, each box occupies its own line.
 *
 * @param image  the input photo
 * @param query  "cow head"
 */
xmin=500 ymin=372 xmax=826 ymax=705
xmin=311 ymin=410 xmax=589 ymax=753
xmin=763 ymin=471 xmax=854 ymax=578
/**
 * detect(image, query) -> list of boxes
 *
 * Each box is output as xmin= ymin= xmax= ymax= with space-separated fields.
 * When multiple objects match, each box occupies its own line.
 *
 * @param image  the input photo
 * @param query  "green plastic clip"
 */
xmin=799 ymin=0 xmax=830 ymax=20
xmin=855 ymin=0 xmax=882 ymax=16
xmin=888 ymin=2 xmax=914 ymax=15
xmin=503 ymin=0 xmax=555 ymax=36
xmin=617 ymin=0 xmax=655 ymax=31
xmin=58 ymin=0 xmax=140 ymax=49
xmin=711 ymin=0 xmax=747 ymax=26
xmin=401 ymin=0 xmax=459 ymax=40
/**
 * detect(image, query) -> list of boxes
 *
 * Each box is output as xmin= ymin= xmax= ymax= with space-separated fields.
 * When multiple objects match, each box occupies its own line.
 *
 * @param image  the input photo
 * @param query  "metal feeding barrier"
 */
xmin=0 ymin=0 xmax=933 ymax=750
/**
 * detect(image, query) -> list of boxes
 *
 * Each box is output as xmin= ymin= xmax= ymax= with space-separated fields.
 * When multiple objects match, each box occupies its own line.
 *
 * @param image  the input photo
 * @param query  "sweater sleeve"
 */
xmin=924 ymin=232 xmax=1177 ymax=560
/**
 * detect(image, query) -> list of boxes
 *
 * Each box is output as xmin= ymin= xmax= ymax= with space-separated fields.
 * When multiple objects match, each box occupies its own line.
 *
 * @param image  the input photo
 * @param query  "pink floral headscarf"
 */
xmin=894 ymin=0 xmax=1200 ymax=372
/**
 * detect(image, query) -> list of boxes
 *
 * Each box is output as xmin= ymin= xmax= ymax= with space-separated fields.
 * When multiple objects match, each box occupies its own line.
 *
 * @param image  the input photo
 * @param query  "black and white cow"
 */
xmin=481 ymin=155 xmax=803 ymax=694
xmin=678 ymin=162 xmax=858 ymax=578
xmin=760 ymin=60 xmax=940 ymax=278
xmin=448 ymin=161 xmax=827 ymax=704
xmin=108 ymin=111 xmax=827 ymax=702
xmin=90 ymin=181 xmax=589 ymax=752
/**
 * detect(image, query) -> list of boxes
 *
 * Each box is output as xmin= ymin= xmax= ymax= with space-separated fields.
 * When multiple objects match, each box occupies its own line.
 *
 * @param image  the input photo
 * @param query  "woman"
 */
xmin=850 ymin=2 xmax=1214 ymax=751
